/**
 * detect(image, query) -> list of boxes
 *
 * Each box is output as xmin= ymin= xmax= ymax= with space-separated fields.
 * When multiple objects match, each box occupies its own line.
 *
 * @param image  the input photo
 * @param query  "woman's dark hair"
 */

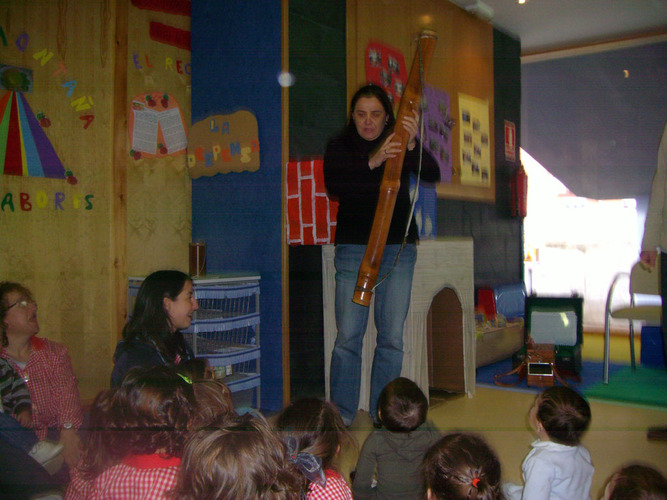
xmin=347 ymin=84 xmax=396 ymax=135
xmin=122 ymin=270 xmax=191 ymax=362
xmin=377 ymin=377 xmax=428 ymax=432
xmin=536 ymin=386 xmax=591 ymax=446
xmin=0 ymin=281 xmax=33 ymax=347
xmin=422 ymin=433 xmax=505 ymax=500
xmin=275 ymin=398 xmax=353 ymax=473
xmin=174 ymin=414 xmax=305 ymax=500
xmin=79 ymin=365 xmax=196 ymax=479
xmin=607 ymin=463 xmax=667 ymax=500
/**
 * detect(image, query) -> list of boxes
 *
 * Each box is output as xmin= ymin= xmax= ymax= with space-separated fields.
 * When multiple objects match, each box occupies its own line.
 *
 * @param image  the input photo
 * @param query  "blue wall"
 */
xmin=191 ymin=1 xmax=283 ymax=410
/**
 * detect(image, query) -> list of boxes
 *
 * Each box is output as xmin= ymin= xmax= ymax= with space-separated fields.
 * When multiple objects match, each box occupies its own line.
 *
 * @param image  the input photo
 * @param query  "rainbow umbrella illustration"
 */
xmin=0 ymin=88 xmax=66 ymax=179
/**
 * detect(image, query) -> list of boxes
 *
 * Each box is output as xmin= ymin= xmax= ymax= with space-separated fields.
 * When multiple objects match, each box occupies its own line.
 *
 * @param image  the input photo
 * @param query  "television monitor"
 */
xmin=523 ymin=295 xmax=584 ymax=374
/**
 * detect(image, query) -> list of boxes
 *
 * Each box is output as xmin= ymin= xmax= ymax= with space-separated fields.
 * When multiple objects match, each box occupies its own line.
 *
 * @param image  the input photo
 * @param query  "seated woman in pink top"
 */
xmin=0 ymin=281 xmax=83 ymax=469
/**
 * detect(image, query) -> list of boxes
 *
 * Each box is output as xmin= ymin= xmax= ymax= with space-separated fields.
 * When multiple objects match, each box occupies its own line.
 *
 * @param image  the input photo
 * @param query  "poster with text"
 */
xmin=458 ymin=93 xmax=490 ymax=187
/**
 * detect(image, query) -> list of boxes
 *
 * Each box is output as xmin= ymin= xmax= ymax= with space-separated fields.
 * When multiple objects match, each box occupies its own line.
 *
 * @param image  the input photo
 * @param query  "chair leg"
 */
xmin=629 ymin=322 xmax=636 ymax=371
xmin=604 ymin=314 xmax=611 ymax=384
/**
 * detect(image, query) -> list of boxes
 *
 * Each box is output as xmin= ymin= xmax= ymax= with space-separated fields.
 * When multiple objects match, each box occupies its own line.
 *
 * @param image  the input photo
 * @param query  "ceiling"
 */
xmin=449 ymin=0 xmax=667 ymax=54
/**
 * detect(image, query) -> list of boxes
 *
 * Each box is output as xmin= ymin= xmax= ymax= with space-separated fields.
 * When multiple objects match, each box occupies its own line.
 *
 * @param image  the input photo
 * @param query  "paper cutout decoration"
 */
xmin=410 ymin=178 xmax=437 ymax=240
xmin=286 ymin=159 xmax=338 ymax=245
xmin=187 ymin=110 xmax=260 ymax=178
xmin=0 ymin=90 xmax=66 ymax=179
xmin=458 ymin=93 xmax=490 ymax=187
xmin=365 ymin=40 xmax=408 ymax=109
xmin=128 ymin=92 xmax=187 ymax=160
xmin=418 ymin=85 xmax=453 ymax=184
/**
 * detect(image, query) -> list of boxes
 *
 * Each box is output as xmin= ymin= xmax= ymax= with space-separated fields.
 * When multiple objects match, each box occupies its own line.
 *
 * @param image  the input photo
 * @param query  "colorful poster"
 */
xmin=128 ymin=92 xmax=187 ymax=160
xmin=187 ymin=110 xmax=260 ymax=178
xmin=365 ymin=40 xmax=408 ymax=109
xmin=0 ymin=90 xmax=66 ymax=180
xmin=419 ymin=85 xmax=453 ymax=184
xmin=458 ymin=93 xmax=490 ymax=187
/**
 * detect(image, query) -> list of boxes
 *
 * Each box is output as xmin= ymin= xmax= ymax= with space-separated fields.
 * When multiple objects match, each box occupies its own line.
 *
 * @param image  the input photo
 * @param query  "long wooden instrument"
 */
xmin=352 ymin=31 xmax=437 ymax=307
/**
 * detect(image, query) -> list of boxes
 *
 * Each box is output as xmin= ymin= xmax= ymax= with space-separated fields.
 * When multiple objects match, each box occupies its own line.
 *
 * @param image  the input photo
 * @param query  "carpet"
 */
xmin=584 ymin=366 xmax=667 ymax=409
xmin=476 ymin=358 xmax=667 ymax=409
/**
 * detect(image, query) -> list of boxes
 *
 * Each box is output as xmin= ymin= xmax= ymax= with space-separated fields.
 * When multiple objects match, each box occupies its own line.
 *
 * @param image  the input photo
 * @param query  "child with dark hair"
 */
xmin=65 ymin=366 xmax=196 ymax=499
xmin=603 ymin=463 xmax=667 ymax=500
xmin=275 ymin=398 xmax=354 ymax=500
xmin=188 ymin=378 xmax=236 ymax=430
xmin=422 ymin=432 xmax=505 ymax=500
xmin=352 ymin=377 xmax=441 ymax=499
xmin=504 ymin=386 xmax=594 ymax=500
xmin=174 ymin=414 xmax=305 ymax=500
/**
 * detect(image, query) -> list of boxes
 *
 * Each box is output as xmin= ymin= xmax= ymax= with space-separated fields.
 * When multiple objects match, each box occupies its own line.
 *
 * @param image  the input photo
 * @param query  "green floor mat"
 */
xmin=584 ymin=366 xmax=667 ymax=409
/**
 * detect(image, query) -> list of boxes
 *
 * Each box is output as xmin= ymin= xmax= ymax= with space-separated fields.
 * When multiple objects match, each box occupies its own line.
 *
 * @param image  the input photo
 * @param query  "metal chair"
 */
xmin=603 ymin=260 xmax=661 ymax=384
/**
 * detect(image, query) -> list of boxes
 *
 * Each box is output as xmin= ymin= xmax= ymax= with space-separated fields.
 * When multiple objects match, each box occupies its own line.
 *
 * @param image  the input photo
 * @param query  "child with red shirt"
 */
xmin=275 ymin=398 xmax=355 ymax=500
xmin=65 ymin=366 xmax=196 ymax=500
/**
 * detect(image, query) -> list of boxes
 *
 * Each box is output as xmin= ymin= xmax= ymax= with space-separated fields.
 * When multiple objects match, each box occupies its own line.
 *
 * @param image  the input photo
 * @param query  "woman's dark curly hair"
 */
xmin=79 ymin=365 xmax=196 ymax=479
xmin=122 ymin=270 xmax=192 ymax=363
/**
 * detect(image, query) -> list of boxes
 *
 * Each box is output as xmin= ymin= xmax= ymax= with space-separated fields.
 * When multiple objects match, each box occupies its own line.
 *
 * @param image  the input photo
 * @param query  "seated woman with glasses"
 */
xmin=0 ymin=281 xmax=84 ymax=480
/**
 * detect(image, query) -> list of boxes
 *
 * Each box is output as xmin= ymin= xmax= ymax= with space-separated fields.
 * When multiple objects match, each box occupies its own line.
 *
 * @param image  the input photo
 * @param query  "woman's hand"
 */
xmin=368 ymin=109 xmax=421 ymax=170
xmin=402 ymin=109 xmax=420 ymax=151
xmin=60 ymin=428 xmax=82 ymax=467
xmin=369 ymin=132 xmax=402 ymax=170
xmin=14 ymin=408 xmax=33 ymax=428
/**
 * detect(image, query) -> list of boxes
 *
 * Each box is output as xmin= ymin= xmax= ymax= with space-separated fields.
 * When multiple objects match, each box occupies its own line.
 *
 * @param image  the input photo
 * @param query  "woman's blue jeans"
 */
xmin=330 ymin=243 xmax=416 ymax=424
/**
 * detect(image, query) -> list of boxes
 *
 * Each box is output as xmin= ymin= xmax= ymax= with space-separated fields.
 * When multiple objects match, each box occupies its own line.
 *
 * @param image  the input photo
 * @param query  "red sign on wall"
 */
xmin=504 ymin=120 xmax=516 ymax=162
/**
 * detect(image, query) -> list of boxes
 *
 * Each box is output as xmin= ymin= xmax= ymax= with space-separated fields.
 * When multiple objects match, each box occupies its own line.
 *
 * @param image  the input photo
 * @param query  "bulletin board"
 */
xmin=347 ymin=0 xmax=495 ymax=202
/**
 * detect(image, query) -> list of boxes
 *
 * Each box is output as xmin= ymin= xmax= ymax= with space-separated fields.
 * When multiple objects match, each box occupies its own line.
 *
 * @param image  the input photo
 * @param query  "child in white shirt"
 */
xmin=504 ymin=386 xmax=594 ymax=500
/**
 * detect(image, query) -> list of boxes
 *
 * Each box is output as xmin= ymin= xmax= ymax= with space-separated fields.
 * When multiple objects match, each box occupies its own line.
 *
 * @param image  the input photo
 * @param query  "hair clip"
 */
xmin=471 ymin=477 xmax=480 ymax=488
xmin=177 ymin=373 xmax=193 ymax=385
xmin=284 ymin=436 xmax=326 ymax=488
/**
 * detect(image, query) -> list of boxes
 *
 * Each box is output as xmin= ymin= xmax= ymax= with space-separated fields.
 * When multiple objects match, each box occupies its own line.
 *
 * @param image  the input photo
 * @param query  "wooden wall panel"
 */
xmin=125 ymin=1 xmax=191 ymax=276
xmin=0 ymin=0 xmax=116 ymax=400
xmin=347 ymin=0 xmax=495 ymax=202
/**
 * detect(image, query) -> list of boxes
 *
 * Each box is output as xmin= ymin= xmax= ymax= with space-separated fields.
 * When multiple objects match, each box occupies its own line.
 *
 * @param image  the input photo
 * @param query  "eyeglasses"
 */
xmin=7 ymin=299 xmax=35 ymax=310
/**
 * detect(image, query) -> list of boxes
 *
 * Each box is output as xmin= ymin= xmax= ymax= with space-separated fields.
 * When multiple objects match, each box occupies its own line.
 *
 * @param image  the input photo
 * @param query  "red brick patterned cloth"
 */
xmin=286 ymin=159 xmax=338 ymax=245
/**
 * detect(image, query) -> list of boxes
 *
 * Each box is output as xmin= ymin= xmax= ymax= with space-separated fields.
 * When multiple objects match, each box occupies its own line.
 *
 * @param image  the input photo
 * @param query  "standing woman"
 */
xmin=111 ymin=270 xmax=199 ymax=387
xmin=323 ymin=84 xmax=440 ymax=426
xmin=0 ymin=281 xmax=83 ymax=469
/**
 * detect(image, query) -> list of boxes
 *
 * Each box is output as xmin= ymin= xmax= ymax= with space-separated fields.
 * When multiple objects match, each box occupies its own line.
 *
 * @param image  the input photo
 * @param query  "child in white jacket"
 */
xmin=503 ymin=386 xmax=594 ymax=500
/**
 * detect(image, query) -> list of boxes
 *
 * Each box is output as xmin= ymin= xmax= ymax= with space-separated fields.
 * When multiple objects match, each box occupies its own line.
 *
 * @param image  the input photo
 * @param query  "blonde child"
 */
xmin=275 ymin=398 xmax=354 ymax=499
xmin=173 ymin=413 xmax=305 ymax=499
xmin=504 ymin=386 xmax=593 ymax=500
xmin=422 ymin=432 xmax=505 ymax=500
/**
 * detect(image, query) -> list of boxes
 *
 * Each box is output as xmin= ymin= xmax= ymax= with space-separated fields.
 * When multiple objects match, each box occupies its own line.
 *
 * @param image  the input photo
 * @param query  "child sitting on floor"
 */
xmin=602 ymin=462 xmax=667 ymax=500
xmin=503 ymin=386 xmax=594 ymax=500
xmin=352 ymin=377 xmax=441 ymax=499
xmin=174 ymin=413 xmax=305 ymax=500
xmin=422 ymin=432 xmax=505 ymax=500
xmin=65 ymin=366 xmax=196 ymax=499
xmin=188 ymin=378 xmax=236 ymax=429
xmin=275 ymin=398 xmax=354 ymax=499
xmin=0 ymin=357 xmax=63 ymax=470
